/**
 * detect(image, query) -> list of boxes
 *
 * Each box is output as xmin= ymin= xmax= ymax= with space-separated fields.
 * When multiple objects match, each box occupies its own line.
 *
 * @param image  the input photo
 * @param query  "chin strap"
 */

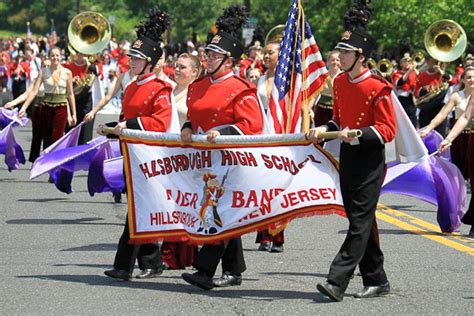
xmin=346 ymin=52 xmax=362 ymax=73
xmin=208 ymin=55 xmax=229 ymax=76
xmin=139 ymin=60 xmax=151 ymax=76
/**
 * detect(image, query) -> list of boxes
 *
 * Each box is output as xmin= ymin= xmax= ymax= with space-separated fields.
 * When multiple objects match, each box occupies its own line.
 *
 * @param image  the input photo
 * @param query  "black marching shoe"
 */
xmin=258 ymin=242 xmax=271 ymax=251
xmin=113 ymin=192 xmax=122 ymax=203
xmin=317 ymin=282 xmax=344 ymax=302
xmin=104 ymin=269 xmax=132 ymax=281
xmin=182 ymin=271 xmax=214 ymax=290
xmin=213 ymin=272 xmax=242 ymax=287
xmin=354 ymin=282 xmax=390 ymax=298
xmin=135 ymin=268 xmax=163 ymax=279
xmin=270 ymin=243 xmax=284 ymax=253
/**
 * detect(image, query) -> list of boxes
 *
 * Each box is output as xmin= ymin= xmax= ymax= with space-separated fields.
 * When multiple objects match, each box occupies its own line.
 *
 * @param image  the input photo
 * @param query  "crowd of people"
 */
xmin=0 ymin=1 xmax=472 ymax=303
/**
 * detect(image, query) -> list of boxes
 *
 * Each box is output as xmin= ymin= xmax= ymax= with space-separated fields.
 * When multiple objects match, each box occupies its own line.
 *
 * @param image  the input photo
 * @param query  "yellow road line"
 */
xmin=376 ymin=205 xmax=474 ymax=256
xmin=378 ymin=206 xmax=474 ymax=245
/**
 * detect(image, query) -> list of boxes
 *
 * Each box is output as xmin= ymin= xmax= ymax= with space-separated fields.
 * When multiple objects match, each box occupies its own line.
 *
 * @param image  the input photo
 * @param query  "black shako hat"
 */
xmin=206 ymin=5 xmax=247 ymax=59
xmin=335 ymin=0 xmax=376 ymax=57
xmin=128 ymin=36 xmax=163 ymax=65
xmin=206 ymin=31 xmax=245 ymax=59
xmin=128 ymin=7 xmax=170 ymax=66
xmin=335 ymin=29 xmax=376 ymax=57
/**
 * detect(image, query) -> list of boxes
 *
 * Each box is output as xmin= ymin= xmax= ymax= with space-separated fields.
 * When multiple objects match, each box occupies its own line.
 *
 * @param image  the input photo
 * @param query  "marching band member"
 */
xmin=63 ymin=52 xmax=103 ymax=144
xmin=18 ymin=47 xmax=77 ymax=150
xmin=160 ymin=52 xmax=203 ymax=269
xmin=438 ymin=88 xmax=474 ymax=237
xmin=238 ymin=40 xmax=264 ymax=78
xmin=255 ymin=34 xmax=285 ymax=252
xmin=415 ymin=56 xmax=447 ymax=135
xmin=181 ymin=5 xmax=264 ymax=290
xmin=391 ymin=53 xmax=418 ymax=127
xmin=420 ymin=66 xmax=474 ymax=179
xmin=98 ymin=7 xmax=178 ymax=281
xmin=307 ymin=1 xmax=396 ymax=301
xmin=313 ymin=50 xmax=342 ymax=127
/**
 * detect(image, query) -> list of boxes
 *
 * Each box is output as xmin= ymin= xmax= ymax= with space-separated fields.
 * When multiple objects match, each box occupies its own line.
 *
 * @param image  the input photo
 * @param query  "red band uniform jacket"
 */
xmin=185 ymin=70 xmax=263 ymax=135
xmin=120 ymin=73 xmax=172 ymax=132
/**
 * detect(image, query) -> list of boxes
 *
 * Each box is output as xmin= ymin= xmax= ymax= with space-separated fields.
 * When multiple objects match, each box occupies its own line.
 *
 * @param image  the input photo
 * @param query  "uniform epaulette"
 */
xmin=232 ymin=75 xmax=257 ymax=89
xmin=153 ymin=77 xmax=173 ymax=91
xmin=190 ymin=76 xmax=208 ymax=85
xmin=370 ymin=73 xmax=392 ymax=89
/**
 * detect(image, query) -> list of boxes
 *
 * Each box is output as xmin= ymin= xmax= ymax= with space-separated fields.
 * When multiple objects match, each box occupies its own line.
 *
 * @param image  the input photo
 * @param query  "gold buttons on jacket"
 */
xmin=212 ymin=119 xmax=216 ymax=123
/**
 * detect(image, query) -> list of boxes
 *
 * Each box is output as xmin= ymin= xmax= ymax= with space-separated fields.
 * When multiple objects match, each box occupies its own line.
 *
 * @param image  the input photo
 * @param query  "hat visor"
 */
xmin=334 ymin=42 xmax=360 ymax=52
xmin=205 ymin=44 xmax=228 ymax=56
xmin=127 ymin=49 xmax=147 ymax=60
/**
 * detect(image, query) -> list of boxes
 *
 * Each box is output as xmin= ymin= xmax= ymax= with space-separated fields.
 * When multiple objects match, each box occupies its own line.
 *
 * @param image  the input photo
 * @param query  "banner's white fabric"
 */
xmin=121 ymin=132 xmax=344 ymax=243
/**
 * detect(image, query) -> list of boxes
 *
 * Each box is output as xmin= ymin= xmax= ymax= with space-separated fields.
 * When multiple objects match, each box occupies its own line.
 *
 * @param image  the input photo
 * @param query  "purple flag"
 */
xmin=41 ymin=122 xmax=84 ymax=155
xmin=44 ymin=137 xmax=109 ymax=193
xmin=30 ymin=123 xmax=83 ymax=179
xmin=87 ymin=140 xmax=124 ymax=196
xmin=382 ymin=130 xmax=466 ymax=232
xmin=0 ymin=123 xmax=26 ymax=171
xmin=0 ymin=108 xmax=28 ymax=129
xmin=431 ymin=156 xmax=466 ymax=232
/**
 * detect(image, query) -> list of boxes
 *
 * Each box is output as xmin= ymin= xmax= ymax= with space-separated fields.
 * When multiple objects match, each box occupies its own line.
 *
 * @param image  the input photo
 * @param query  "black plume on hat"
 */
xmin=128 ymin=7 xmax=170 ymax=66
xmin=343 ymin=0 xmax=373 ymax=32
xmin=215 ymin=5 xmax=247 ymax=40
xmin=206 ymin=5 xmax=247 ymax=59
xmin=336 ymin=0 xmax=376 ymax=57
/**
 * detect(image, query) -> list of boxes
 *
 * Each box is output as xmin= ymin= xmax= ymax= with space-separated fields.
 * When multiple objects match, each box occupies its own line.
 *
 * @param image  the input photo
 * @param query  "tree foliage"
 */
xmin=0 ymin=0 xmax=472 ymax=57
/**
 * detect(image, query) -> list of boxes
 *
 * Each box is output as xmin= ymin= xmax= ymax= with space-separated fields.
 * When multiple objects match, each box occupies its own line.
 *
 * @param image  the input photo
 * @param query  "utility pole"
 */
xmin=76 ymin=0 xmax=81 ymax=13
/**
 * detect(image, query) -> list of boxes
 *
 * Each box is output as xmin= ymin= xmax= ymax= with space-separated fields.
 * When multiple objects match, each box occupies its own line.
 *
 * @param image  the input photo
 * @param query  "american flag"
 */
xmin=267 ymin=0 xmax=328 ymax=134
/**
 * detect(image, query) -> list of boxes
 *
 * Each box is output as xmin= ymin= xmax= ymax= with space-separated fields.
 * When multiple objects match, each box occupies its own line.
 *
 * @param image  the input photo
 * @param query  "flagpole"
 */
xmin=286 ymin=1 xmax=302 ymax=133
xmin=300 ymin=2 xmax=310 ymax=133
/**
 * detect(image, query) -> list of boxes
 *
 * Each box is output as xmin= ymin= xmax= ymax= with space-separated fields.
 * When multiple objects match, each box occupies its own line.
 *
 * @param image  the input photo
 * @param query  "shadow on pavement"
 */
xmin=262 ymin=271 xmax=327 ymax=278
xmin=53 ymin=263 xmax=112 ymax=268
xmin=61 ymin=243 xmax=118 ymax=252
xmin=383 ymin=205 xmax=435 ymax=213
xmin=6 ymin=217 xmax=122 ymax=226
xmin=17 ymin=198 xmax=120 ymax=205
xmin=17 ymin=198 xmax=68 ymax=203
xmin=15 ymin=273 xmax=332 ymax=302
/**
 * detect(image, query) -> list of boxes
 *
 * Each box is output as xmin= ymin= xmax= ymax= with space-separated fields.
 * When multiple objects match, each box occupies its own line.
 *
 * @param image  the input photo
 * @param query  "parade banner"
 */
xmin=120 ymin=130 xmax=344 ymax=244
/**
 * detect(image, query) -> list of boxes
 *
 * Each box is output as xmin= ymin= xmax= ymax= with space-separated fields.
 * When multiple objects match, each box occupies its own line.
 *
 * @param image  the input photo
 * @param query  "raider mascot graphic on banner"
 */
xmin=198 ymin=170 xmax=229 ymax=233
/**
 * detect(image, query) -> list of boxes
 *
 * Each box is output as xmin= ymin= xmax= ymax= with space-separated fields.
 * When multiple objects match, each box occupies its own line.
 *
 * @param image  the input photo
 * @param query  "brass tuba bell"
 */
xmin=413 ymin=50 xmax=426 ymax=68
xmin=264 ymin=25 xmax=285 ymax=46
xmin=377 ymin=58 xmax=393 ymax=77
xmin=424 ymin=19 xmax=467 ymax=63
xmin=68 ymin=11 xmax=111 ymax=56
xmin=366 ymin=58 xmax=377 ymax=70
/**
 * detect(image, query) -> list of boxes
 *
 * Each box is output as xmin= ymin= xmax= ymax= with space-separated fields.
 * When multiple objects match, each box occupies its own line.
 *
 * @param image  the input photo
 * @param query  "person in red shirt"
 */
xmin=414 ymin=56 xmax=447 ymax=135
xmin=63 ymin=52 xmax=102 ymax=144
xmin=111 ymin=40 xmax=131 ymax=74
xmin=181 ymin=5 xmax=263 ymax=291
xmin=391 ymin=53 xmax=418 ymax=127
xmin=238 ymin=41 xmax=264 ymax=78
xmin=98 ymin=7 xmax=174 ymax=282
xmin=307 ymin=3 xmax=395 ymax=302
xmin=9 ymin=55 xmax=30 ymax=99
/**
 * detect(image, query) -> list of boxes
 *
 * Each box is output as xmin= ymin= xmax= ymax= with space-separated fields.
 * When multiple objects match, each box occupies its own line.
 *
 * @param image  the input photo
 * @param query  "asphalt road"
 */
xmin=1 ymin=114 xmax=472 ymax=315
